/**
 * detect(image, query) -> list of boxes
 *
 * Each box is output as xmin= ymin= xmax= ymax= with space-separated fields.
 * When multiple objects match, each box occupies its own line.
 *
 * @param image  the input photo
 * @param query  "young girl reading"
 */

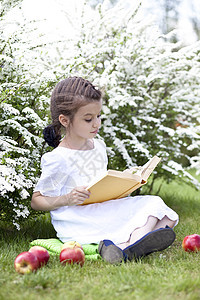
xmin=31 ymin=76 xmax=179 ymax=264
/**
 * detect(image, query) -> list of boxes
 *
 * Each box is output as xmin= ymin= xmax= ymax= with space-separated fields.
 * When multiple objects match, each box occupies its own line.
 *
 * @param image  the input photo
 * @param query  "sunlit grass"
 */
xmin=1 ymin=172 xmax=200 ymax=300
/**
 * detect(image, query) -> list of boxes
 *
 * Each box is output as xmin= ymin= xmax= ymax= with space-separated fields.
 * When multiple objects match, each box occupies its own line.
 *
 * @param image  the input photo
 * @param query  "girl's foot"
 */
xmin=98 ymin=240 xmax=126 ymax=264
xmin=123 ymin=227 xmax=176 ymax=261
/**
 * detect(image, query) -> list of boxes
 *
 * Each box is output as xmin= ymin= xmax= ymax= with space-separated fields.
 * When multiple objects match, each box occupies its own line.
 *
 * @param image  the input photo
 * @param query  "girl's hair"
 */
xmin=43 ymin=77 xmax=102 ymax=148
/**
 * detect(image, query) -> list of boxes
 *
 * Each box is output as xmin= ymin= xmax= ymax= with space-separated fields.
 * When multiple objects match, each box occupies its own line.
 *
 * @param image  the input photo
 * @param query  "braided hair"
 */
xmin=43 ymin=77 xmax=102 ymax=148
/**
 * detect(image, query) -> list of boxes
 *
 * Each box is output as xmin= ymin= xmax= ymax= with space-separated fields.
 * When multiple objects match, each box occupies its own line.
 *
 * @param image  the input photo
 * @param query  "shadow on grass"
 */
xmin=0 ymin=213 xmax=57 ymax=247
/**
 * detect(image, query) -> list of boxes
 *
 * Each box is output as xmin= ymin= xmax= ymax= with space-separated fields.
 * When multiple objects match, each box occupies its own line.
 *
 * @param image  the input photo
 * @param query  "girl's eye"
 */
xmin=85 ymin=114 xmax=101 ymax=123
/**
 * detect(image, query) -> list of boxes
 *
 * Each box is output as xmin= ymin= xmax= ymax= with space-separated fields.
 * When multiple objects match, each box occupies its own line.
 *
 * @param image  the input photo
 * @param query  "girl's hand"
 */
xmin=66 ymin=186 xmax=90 ymax=206
xmin=31 ymin=187 xmax=90 ymax=211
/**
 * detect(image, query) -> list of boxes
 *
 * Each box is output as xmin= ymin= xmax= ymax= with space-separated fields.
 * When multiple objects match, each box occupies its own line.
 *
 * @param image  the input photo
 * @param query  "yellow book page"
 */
xmin=81 ymin=174 xmax=140 ymax=205
xmin=80 ymin=156 xmax=161 ymax=205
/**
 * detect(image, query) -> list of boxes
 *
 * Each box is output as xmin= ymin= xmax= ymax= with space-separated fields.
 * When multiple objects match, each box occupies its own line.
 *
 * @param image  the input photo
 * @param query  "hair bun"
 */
xmin=43 ymin=125 xmax=60 ymax=148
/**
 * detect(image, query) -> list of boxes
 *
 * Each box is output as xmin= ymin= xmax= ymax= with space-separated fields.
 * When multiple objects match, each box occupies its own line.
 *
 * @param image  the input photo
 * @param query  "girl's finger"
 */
xmin=76 ymin=188 xmax=90 ymax=197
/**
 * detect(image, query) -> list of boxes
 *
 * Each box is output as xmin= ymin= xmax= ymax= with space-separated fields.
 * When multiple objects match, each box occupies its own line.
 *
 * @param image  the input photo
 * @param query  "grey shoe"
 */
xmin=123 ymin=227 xmax=176 ymax=261
xmin=98 ymin=240 xmax=125 ymax=264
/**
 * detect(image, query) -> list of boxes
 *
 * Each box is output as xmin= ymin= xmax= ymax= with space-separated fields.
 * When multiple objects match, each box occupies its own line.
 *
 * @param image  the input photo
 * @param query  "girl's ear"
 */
xmin=59 ymin=114 xmax=70 ymax=128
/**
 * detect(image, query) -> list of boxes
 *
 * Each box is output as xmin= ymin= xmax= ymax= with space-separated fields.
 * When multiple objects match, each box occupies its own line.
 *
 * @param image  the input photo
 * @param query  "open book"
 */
xmin=80 ymin=156 xmax=161 ymax=205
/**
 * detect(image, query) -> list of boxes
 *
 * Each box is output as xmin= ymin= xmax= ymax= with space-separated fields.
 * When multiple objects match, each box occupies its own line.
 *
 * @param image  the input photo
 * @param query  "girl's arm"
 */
xmin=31 ymin=186 xmax=91 ymax=211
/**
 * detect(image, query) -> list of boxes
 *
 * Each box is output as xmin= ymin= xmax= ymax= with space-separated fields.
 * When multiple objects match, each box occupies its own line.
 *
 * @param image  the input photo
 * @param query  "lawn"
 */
xmin=1 ymin=172 xmax=200 ymax=300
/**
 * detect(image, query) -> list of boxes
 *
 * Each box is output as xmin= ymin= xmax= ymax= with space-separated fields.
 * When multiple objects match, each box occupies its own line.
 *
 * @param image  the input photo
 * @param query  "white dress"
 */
xmin=34 ymin=139 xmax=179 ymax=244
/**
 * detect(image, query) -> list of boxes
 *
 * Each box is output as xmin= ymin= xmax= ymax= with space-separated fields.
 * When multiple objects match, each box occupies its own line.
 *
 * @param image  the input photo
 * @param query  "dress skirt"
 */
xmin=50 ymin=195 xmax=179 ymax=244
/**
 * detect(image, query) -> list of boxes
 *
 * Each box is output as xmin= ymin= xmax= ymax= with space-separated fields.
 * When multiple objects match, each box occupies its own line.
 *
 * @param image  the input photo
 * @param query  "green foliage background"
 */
xmin=0 ymin=1 xmax=200 ymax=228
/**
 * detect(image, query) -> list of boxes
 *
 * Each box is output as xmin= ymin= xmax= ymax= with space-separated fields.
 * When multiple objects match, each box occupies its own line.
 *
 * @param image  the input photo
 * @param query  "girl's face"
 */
xmin=66 ymin=100 xmax=102 ymax=142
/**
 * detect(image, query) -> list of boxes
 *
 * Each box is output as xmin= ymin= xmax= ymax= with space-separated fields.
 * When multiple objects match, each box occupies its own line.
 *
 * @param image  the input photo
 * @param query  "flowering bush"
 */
xmin=1 ymin=1 xmax=200 ymax=228
xmin=0 ymin=2 xmax=58 ymax=228
xmin=0 ymin=70 xmax=51 ymax=228
xmin=68 ymin=2 xmax=200 ymax=192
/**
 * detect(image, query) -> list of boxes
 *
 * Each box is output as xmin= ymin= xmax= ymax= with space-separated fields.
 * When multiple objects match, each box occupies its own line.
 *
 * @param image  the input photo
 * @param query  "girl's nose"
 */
xmin=93 ymin=118 xmax=101 ymax=127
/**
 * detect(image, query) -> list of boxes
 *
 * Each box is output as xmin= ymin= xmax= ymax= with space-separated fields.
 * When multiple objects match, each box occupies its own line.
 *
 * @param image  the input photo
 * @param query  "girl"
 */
xmin=31 ymin=76 xmax=179 ymax=264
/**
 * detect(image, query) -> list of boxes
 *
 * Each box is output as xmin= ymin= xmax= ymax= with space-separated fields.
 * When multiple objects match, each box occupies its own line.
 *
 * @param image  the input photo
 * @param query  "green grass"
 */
xmin=1 ymin=173 xmax=200 ymax=300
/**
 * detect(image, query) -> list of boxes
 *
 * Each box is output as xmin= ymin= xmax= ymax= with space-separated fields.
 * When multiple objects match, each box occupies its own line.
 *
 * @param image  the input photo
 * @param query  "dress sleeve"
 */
xmin=96 ymin=138 xmax=108 ymax=169
xmin=34 ymin=151 xmax=68 ymax=197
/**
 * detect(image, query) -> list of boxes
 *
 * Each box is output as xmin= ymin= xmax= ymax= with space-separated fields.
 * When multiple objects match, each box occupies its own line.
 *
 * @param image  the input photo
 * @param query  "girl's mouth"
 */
xmin=91 ymin=129 xmax=98 ymax=134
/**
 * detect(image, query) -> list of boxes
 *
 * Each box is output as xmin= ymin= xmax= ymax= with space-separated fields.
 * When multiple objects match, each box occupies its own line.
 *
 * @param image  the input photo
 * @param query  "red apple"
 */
xmin=59 ymin=247 xmax=85 ymax=267
xmin=182 ymin=234 xmax=200 ymax=252
xmin=29 ymin=246 xmax=50 ymax=267
xmin=61 ymin=241 xmax=83 ymax=251
xmin=14 ymin=251 xmax=39 ymax=274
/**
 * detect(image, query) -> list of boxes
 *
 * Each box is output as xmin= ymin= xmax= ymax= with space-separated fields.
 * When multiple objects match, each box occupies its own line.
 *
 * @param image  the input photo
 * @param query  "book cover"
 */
xmin=80 ymin=156 xmax=161 ymax=205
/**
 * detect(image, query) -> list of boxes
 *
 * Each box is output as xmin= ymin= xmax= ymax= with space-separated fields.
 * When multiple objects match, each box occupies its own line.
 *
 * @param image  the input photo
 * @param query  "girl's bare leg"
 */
xmin=117 ymin=215 xmax=176 ymax=250
xmin=153 ymin=215 xmax=176 ymax=230
xmin=118 ymin=216 xmax=158 ymax=250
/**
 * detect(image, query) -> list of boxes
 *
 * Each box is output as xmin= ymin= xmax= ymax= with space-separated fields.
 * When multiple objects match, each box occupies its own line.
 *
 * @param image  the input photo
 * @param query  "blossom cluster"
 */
xmin=67 ymin=2 xmax=200 ymax=190
xmin=1 ymin=1 xmax=200 ymax=228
